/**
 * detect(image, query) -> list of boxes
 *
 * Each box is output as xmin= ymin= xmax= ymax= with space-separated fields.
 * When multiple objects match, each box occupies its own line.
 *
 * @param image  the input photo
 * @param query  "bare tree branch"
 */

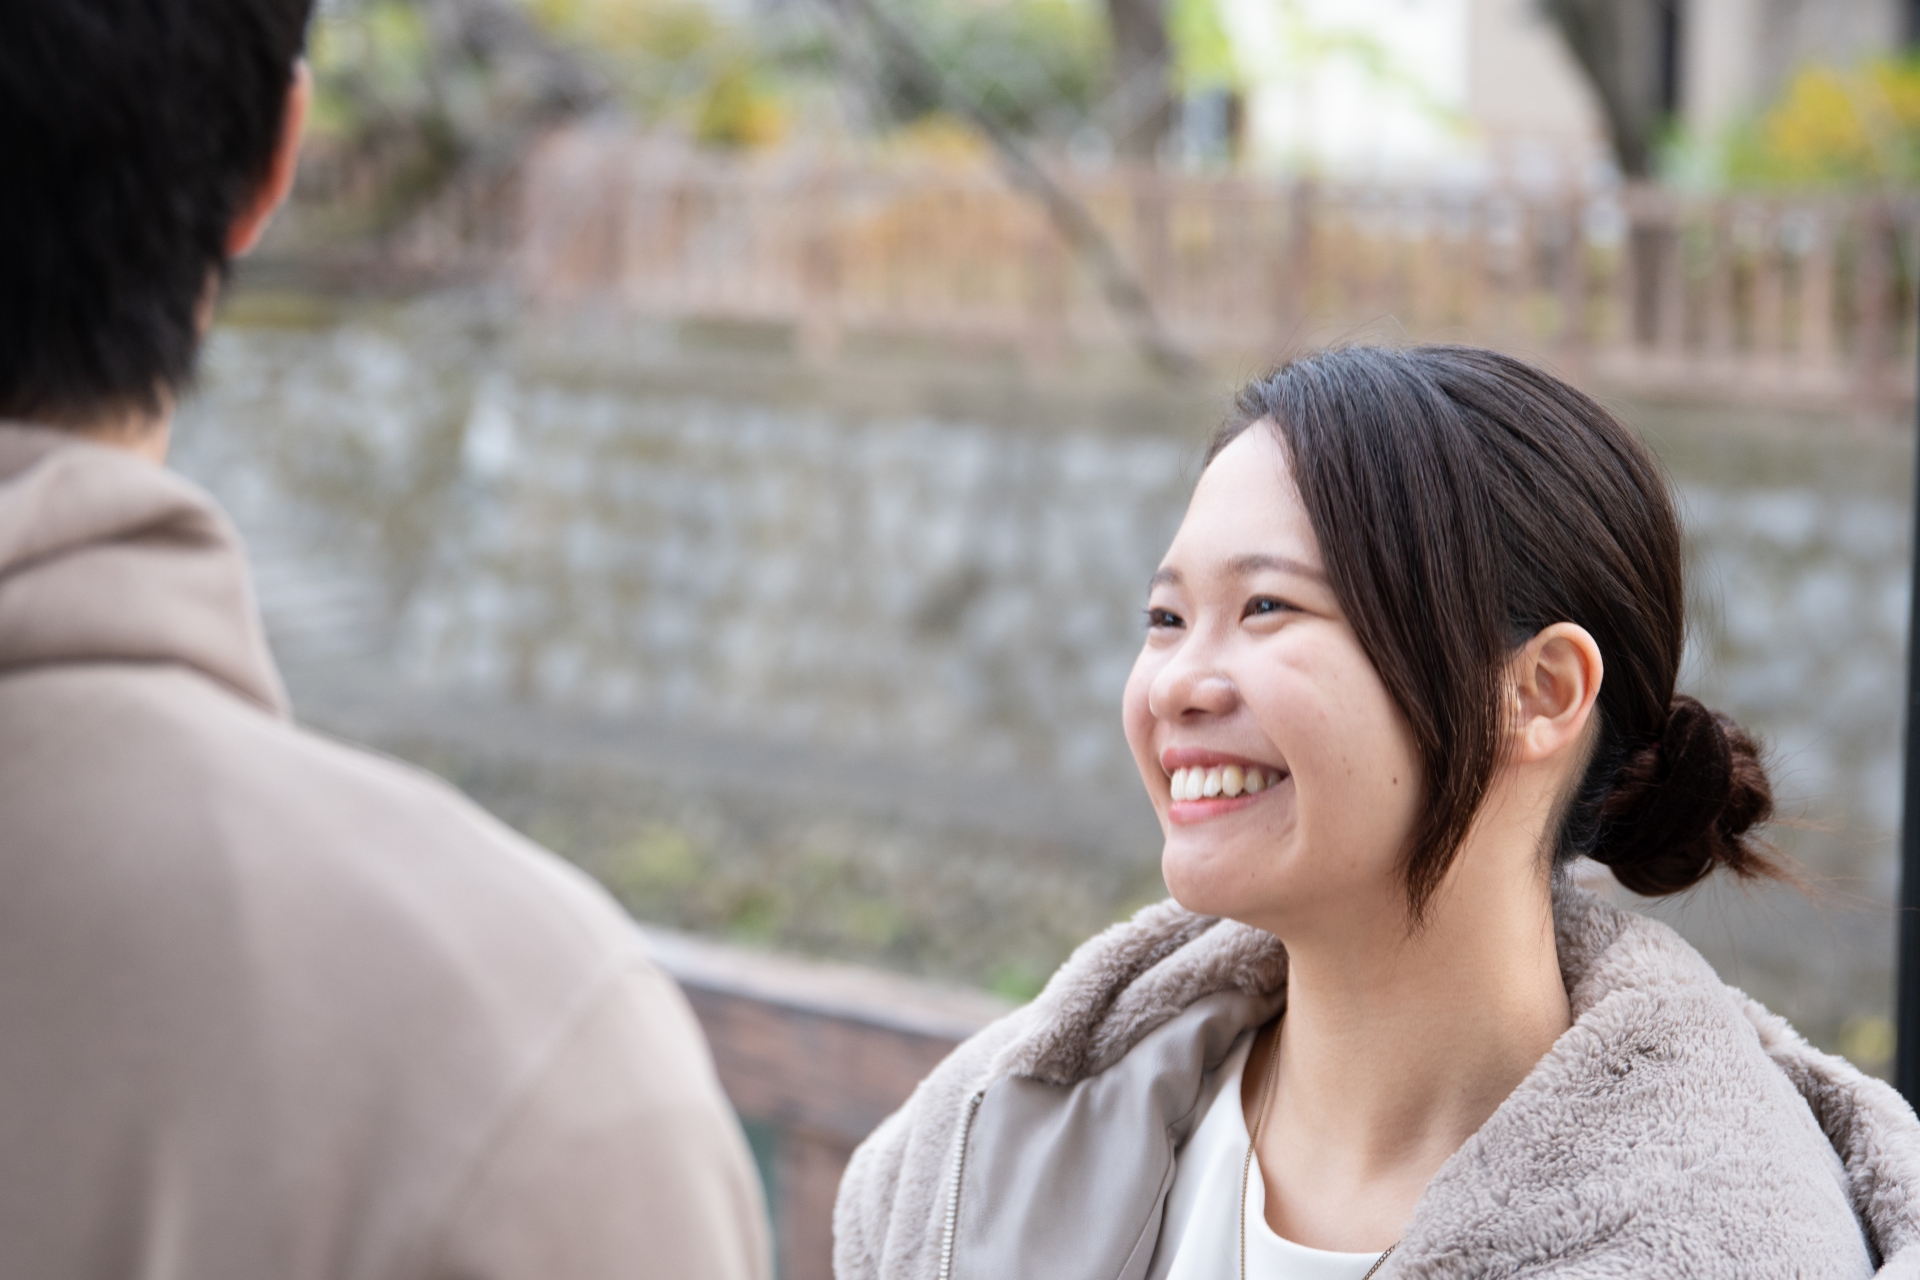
xmin=828 ymin=0 xmax=1198 ymax=377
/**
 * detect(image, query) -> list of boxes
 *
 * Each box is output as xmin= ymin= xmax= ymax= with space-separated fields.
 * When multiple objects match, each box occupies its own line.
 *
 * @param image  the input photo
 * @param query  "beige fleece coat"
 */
xmin=836 ymin=890 xmax=1920 ymax=1279
xmin=0 ymin=424 xmax=770 ymax=1280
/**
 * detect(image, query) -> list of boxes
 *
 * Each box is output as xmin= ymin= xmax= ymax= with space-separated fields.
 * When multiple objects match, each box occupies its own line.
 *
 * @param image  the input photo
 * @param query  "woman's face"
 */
xmin=1122 ymin=425 xmax=1425 ymax=936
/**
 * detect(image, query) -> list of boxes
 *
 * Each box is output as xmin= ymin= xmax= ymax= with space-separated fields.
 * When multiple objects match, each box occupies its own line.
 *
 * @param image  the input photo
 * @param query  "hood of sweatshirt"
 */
xmin=0 ymin=424 xmax=287 ymax=716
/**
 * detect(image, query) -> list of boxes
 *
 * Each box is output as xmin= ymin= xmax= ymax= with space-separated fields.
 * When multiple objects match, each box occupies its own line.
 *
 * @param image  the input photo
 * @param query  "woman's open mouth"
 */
xmin=1164 ymin=760 xmax=1289 ymax=822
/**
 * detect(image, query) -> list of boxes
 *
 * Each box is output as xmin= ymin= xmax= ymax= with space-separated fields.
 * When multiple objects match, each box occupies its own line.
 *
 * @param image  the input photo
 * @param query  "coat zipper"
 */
xmin=937 ymin=1088 xmax=987 ymax=1280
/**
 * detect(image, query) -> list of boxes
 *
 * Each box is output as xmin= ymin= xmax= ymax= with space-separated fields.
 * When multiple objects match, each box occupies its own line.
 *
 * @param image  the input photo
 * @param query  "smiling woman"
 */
xmin=834 ymin=345 xmax=1920 ymax=1280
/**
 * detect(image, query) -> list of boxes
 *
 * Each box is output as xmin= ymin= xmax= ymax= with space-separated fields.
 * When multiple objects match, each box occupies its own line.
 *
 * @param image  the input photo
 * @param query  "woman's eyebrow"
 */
xmin=1148 ymin=555 xmax=1326 ymax=590
xmin=1229 ymin=552 xmax=1327 ymax=581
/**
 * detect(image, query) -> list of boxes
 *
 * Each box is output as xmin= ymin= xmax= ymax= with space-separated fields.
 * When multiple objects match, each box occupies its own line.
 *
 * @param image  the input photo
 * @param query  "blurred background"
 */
xmin=183 ymin=0 xmax=1920 ymax=1268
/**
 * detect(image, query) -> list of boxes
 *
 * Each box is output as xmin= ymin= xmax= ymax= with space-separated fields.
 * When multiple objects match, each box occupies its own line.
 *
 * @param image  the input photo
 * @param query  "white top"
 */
xmin=1152 ymin=1034 xmax=1389 ymax=1280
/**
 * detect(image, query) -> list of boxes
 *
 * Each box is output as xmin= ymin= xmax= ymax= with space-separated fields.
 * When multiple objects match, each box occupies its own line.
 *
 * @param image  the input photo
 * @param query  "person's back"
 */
xmin=0 ymin=5 xmax=769 ymax=1278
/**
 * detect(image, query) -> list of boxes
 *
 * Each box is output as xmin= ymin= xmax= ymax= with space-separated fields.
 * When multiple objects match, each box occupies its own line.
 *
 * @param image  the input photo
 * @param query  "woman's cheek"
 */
xmin=1121 ymin=650 xmax=1163 ymax=788
xmin=1311 ymin=684 xmax=1424 ymax=882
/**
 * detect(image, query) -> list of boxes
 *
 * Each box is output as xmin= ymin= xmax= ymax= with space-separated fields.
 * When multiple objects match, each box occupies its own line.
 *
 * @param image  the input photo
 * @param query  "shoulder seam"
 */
xmin=400 ymin=944 xmax=654 ymax=1280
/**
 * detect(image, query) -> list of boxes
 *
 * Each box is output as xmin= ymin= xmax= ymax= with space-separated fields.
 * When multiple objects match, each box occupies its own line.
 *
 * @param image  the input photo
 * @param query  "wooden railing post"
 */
xmin=1555 ymin=197 xmax=1589 ymax=377
xmin=1752 ymin=210 xmax=1786 ymax=393
xmin=1024 ymin=212 xmax=1070 ymax=370
xmin=774 ymin=1126 xmax=854 ymax=1280
xmin=1800 ymin=213 xmax=1838 ymax=392
xmin=1655 ymin=209 xmax=1688 ymax=376
xmin=1856 ymin=200 xmax=1896 ymax=417
xmin=1705 ymin=204 xmax=1737 ymax=370
xmin=1273 ymin=180 xmax=1315 ymax=355
xmin=1610 ymin=195 xmax=1647 ymax=371
xmin=797 ymin=173 xmax=843 ymax=364
xmin=1132 ymin=170 xmax=1172 ymax=328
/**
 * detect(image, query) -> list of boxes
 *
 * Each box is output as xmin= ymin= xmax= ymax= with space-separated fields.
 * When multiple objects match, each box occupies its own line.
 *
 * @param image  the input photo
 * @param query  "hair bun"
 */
xmin=1593 ymin=695 xmax=1778 ymax=896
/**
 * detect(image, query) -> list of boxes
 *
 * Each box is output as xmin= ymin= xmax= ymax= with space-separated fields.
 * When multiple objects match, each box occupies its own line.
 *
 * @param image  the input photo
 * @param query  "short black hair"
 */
xmin=0 ymin=0 xmax=314 ymax=423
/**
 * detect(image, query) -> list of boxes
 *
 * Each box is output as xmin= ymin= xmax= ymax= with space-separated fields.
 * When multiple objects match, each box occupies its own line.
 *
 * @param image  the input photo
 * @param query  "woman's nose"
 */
xmin=1148 ymin=651 xmax=1240 ymax=720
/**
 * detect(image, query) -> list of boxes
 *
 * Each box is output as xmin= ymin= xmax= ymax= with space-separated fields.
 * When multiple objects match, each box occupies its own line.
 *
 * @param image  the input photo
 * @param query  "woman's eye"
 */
xmin=1244 ymin=596 xmax=1294 ymax=619
xmin=1144 ymin=607 xmax=1184 ymax=630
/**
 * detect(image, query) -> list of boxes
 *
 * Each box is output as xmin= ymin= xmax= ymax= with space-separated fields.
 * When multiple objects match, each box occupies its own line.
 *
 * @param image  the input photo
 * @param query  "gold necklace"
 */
xmin=1239 ymin=1026 xmax=1398 ymax=1280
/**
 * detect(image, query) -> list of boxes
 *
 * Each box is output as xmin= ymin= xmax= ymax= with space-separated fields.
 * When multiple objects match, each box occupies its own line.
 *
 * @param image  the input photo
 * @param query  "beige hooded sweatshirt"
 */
xmin=0 ymin=424 xmax=770 ymax=1280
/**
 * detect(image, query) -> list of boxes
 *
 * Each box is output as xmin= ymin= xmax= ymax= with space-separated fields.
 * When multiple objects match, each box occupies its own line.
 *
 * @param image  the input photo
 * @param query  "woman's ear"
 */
xmin=1507 ymin=622 xmax=1604 ymax=765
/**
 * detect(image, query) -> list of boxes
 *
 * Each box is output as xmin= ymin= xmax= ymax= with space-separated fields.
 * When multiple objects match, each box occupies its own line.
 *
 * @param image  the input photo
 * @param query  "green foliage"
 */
xmin=308 ymin=1 xmax=441 ymax=139
xmin=987 ymin=959 xmax=1050 ymax=1003
xmin=695 ymin=60 xmax=790 ymax=147
xmin=1169 ymin=0 xmax=1235 ymax=93
xmin=1724 ymin=57 xmax=1920 ymax=190
xmin=1267 ymin=0 xmax=1467 ymax=134
xmin=532 ymin=0 xmax=725 ymax=61
xmin=311 ymin=0 xmax=1115 ymax=157
xmin=305 ymin=1 xmax=465 ymax=231
xmin=604 ymin=823 xmax=707 ymax=897
xmin=1840 ymin=1014 xmax=1896 ymax=1074
xmin=530 ymin=0 xmax=732 ymax=119
xmin=879 ymin=0 xmax=1109 ymax=133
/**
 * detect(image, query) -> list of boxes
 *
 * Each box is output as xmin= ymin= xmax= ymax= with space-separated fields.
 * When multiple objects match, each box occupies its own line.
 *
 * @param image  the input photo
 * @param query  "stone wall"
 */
xmin=179 ymin=284 xmax=1913 ymax=1065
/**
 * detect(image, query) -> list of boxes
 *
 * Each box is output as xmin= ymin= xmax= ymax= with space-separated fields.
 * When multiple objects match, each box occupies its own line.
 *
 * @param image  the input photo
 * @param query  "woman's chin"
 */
xmin=1160 ymin=837 xmax=1348 ymax=934
xmin=1160 ymin=840 xmax=1268 ymax=920
xmin=1159 ymin=793 xmax=1299 ymax=919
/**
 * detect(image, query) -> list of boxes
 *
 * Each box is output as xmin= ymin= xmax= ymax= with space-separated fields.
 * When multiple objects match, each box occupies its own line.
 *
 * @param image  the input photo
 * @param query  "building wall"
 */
xmin=1685 ymin=0 xmax=1903 ymax=136
xmin=1466 ymin=0 xmax=1609 ymax=185
xmin=1220 ymin=0 xmax=1477 ymax=180
xmin=1218 ymin=0 xmax=1608 ymax=183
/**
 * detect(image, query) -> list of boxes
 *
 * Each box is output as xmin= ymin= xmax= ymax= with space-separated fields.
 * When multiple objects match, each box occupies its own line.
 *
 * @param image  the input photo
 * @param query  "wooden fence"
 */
xmin=644 ymin=928 xmax=1008 ymax=1280
xmin=516 ymin=128 xmax=1920 ymax=412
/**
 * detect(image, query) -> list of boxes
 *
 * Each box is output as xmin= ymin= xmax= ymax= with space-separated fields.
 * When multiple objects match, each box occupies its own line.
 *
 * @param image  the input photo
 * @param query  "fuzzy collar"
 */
xmin=954 ymin=888 xmax=1920 ymax=1275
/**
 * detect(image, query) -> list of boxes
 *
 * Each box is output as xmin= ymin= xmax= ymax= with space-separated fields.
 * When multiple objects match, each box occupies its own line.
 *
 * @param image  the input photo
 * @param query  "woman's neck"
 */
xmin=1245 ymin=862 xmax=1570 ymax=1252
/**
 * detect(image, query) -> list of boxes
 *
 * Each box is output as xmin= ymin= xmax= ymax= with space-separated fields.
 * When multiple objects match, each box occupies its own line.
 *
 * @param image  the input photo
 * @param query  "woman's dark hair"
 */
xmin=1211 ymin=345 xmax=1783 ymax=918
xmin=0 ymin=0 xmax=314 ymax=424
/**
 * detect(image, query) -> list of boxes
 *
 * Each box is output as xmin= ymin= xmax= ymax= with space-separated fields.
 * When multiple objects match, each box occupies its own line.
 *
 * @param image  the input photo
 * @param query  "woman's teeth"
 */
xmin=1168 ymin=764 xmax=1283 ymax=802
